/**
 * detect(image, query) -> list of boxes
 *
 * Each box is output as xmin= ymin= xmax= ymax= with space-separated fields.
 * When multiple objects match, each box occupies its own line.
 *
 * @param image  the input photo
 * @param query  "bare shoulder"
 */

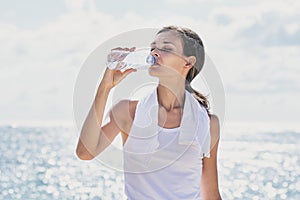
xmin=110 ymin=100 xmax=138 ymax=145
xmin=209 ymin=114 xmax=220 ymax=148
xmin=210 ymin=115 xmax=220 ymax=132
xmin=110 ymin=99 xmax=138 ymax=133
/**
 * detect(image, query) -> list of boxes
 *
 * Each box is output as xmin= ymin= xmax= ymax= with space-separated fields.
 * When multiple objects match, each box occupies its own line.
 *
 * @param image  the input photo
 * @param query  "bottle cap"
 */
xmin=146 ymin=54 xmax=156 ymax=65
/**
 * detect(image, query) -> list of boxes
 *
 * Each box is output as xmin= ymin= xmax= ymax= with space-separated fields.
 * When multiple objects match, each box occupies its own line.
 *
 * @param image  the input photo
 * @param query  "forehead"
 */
xmin=152 ymin=30 xmax=183 ymax=47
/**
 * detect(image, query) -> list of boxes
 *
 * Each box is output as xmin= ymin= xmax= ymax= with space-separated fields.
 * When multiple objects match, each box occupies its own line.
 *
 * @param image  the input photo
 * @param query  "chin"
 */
xmin=148 ymin=69 xmax=157 ymax=77
xmin=148 ymin=65 xmax=160 ymax=77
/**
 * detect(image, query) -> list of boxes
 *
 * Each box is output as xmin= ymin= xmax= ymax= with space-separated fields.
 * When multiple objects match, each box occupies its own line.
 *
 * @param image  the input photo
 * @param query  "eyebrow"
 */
xmin=150 ymin=41 xmax=176 ymax=46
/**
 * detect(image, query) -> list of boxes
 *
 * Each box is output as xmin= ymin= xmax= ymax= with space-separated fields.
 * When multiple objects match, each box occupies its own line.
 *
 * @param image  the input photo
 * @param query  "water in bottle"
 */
xmin=106 ymin=47 xmax=156 ymax=71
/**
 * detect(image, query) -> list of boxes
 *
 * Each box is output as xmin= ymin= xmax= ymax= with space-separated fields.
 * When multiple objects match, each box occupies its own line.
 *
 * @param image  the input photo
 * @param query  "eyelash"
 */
xmin=150 ymin=47 xmax=173 ymax=52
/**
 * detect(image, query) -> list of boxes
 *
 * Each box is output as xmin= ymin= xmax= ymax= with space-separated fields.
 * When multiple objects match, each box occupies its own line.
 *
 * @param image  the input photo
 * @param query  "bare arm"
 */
xmin=201 ymin=115 xmax=222 ymax=200
xmin=76 ymin=65 xmax=136 ymax=160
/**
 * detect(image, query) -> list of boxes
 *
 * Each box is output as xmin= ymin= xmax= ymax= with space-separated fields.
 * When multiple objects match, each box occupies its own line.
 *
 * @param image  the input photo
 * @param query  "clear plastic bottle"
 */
xmin=106 ymin=47 xmax=156 ymax=71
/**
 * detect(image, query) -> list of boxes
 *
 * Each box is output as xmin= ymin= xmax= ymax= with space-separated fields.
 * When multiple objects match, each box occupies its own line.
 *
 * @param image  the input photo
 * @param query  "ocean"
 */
xmin=0 ymin=122 xmax=299 ymax=199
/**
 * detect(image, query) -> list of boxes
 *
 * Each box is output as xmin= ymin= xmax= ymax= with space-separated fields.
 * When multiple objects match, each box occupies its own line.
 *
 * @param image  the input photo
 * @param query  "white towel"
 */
xmin=123 ymin=88 xmax=210 ymax=173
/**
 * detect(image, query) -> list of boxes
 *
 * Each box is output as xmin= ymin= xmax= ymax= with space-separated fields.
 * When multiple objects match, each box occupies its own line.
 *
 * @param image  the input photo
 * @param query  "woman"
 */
xmin=76 ymin=26 xmax=222 ymax=200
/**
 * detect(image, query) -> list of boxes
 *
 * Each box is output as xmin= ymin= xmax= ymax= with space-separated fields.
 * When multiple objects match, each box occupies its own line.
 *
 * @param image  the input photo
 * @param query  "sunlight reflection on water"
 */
xmin=0 ymin=124 xmax=299 ymax=199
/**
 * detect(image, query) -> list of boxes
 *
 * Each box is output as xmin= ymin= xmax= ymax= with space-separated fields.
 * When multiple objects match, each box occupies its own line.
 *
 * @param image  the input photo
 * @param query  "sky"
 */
xmin=0 ymin=0 xmax=299 ymax=126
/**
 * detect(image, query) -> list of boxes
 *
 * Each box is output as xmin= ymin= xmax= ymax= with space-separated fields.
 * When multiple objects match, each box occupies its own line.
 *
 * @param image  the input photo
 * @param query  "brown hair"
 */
xmin=157 ymin=25 xmax=210 ymax=115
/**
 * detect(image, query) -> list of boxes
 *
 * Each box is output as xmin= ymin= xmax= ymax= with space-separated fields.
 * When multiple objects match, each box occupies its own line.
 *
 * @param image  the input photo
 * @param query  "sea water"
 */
xmin=0 ymin=122 xmax=299 ymax=199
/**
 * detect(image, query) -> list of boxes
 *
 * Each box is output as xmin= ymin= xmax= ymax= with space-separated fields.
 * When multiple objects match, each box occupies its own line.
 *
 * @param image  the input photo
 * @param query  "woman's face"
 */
xmin=148 ymin=30 xmax=189 ymax=78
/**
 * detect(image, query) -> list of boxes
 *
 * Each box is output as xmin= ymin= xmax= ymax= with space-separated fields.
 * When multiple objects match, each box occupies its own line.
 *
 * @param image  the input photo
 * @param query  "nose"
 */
xmin=151 ymin=48 xmax=160 ymax=58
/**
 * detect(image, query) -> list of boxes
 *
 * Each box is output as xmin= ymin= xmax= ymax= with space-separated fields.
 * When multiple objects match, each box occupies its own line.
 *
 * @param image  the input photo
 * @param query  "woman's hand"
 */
xmin=100 ymin=47 xmax=137 ymax=90
xmin=100 ymin=67 xmax=136 ymax=90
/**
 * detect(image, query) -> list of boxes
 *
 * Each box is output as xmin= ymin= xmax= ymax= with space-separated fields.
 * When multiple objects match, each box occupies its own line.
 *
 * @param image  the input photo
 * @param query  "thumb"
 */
xmin=122 ymin=68 xmax=137 ymax=77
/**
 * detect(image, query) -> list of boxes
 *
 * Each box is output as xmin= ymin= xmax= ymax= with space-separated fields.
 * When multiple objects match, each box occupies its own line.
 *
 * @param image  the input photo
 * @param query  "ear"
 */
xmin=185 ymin=56 xmax=196 ymax=68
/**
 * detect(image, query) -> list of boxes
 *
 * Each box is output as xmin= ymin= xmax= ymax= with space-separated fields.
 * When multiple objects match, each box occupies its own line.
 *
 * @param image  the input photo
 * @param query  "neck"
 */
xmin=157 ymin=81 xmax=185 ymax=112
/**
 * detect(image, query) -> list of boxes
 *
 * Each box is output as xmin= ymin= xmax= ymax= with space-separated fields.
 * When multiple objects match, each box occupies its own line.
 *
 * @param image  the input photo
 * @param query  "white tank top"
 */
xmin=123 ymin=88 xmax=210 ymax=200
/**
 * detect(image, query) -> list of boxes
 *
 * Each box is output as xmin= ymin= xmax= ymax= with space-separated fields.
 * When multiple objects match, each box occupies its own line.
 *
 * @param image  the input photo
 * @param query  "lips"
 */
xmin=151 ymin=63 xmax=160 ymax=67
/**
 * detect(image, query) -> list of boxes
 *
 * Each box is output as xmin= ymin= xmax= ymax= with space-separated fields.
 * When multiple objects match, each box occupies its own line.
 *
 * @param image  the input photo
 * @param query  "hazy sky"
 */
xmin=0 ymin=0 xmax=299 ymax=125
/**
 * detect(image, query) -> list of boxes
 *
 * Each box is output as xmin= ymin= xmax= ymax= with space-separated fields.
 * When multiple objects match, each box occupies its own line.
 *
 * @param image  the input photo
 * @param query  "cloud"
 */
xmin=0 ymin=6 xmax=166 ymax=122
xmin=209 ymin=1 xmax=300 ymax=46
xmin=64 ymin=0 xmax=94 ymax=13
xmin=203 ymin=1 xmax=300 ymax=95
xmin=0 ymin=0 xmax=299 ymax=123
xmin=165 ymin=0 xmax=220 ymax=4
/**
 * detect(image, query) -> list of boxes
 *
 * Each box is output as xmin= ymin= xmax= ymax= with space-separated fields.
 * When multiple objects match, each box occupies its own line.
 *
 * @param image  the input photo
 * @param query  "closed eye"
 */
xmin=161 ymin=47 xmax=173 ymax=52
xmin=150 ymin=47 xmax=174 ymax=53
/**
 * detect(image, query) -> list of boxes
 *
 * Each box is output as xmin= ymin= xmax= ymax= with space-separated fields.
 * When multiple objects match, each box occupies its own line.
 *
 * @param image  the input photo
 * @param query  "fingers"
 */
xmin=111 ymin=47 xmax=136 ymax=51
xmin=118 ymin=68 xmax=137 ymax=79
xmin=108 ymin=47 xmax=136 ymax=67
xmin=109 ymin=68 xmax=135 ymax=87
xmin=129 ymin=47 xmax=136 ymax=52
xmin=123 ymin=68 xmax=137 ymax=76
xmin=103 ymin=47 xmax=138 ymax=89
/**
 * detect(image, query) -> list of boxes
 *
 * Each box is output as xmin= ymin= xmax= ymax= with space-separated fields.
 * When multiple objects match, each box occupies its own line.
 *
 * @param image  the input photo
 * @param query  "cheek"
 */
xmin=160 ymin=54 xmax=182 ymax=68
xmin=149 ymin=64 xmax=182 ymax=78
xmin=162 ymin=58 xmax=184 ymax=70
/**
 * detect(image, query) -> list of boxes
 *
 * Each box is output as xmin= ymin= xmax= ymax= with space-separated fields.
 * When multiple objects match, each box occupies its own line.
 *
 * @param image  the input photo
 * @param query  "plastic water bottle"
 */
xmin=106 ymin=47 xmax=156 ymax=71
